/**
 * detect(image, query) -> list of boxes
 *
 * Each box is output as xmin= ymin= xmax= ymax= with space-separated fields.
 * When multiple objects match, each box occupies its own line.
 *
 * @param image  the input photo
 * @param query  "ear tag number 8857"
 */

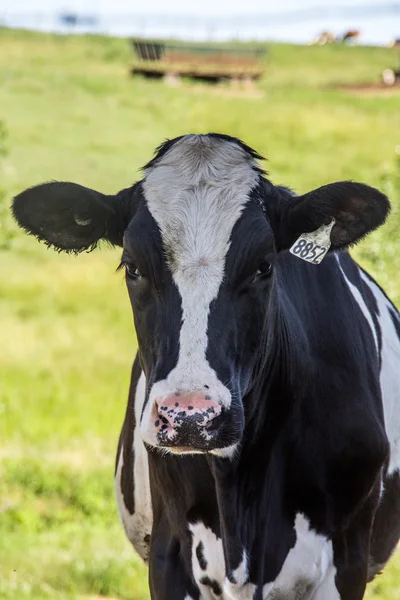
xmin=289 ymin=219 xmax=335 ymax=265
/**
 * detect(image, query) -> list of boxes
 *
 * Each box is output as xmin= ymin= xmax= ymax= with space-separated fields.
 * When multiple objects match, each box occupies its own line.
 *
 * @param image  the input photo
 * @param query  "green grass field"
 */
xmin=0 ymin=27 xmax=399 ymax=600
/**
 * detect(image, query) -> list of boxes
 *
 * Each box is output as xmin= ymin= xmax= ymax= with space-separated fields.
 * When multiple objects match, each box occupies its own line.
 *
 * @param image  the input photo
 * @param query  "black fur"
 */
xmin=195 ymin=542 xmax=207 ymax=571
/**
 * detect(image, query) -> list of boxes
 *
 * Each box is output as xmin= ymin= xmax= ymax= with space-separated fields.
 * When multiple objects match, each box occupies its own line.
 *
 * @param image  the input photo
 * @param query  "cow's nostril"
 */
xmin=205 ymin=412 xmax=224 ymax=432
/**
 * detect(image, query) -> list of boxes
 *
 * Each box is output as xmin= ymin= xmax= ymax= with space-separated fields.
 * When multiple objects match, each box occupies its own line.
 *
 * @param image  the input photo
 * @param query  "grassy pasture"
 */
xmin=0 ymin=27 xmax=399 ymax=599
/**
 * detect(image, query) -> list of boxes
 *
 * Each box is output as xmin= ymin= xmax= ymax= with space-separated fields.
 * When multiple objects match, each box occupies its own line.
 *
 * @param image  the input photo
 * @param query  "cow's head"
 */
xmin=13 ymin=134 xmax=389 ymax=457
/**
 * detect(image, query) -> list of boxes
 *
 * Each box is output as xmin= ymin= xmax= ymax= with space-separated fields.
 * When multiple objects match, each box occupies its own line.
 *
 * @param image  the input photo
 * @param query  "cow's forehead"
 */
xmin=145 ymin=134 xmax=261 ymax=188
xmin=141 ymin=134 xmax=262 ymax=274
xmin=143 ymin=134 xmax=262 ymax=188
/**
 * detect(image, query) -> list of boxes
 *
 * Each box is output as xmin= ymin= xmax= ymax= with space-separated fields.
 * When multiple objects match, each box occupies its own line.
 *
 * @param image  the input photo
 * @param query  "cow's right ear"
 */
xmin=12 ymin=181 xmax=130 ymax=253
xmin=271 ymin=181 xmax=390 ymax=252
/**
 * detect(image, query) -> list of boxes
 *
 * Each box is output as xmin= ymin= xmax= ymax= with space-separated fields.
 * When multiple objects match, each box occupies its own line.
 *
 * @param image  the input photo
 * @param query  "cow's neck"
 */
xmin=209 ymin=279 xmax=314 ymax=582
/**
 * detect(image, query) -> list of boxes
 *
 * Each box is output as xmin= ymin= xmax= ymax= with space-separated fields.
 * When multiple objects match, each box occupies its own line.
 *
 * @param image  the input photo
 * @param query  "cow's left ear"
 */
xmin=276 ymin=181 xmax=390 ymax=251
xmin=12 ymin=181 xmax=134 ymax=253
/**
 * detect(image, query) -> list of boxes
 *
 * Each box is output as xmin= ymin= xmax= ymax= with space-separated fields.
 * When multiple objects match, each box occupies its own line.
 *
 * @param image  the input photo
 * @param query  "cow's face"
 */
xmin=13 ymin=134 xmax=390 ymax=457
xmin=123 ymin=136 xmax=275 ymax=456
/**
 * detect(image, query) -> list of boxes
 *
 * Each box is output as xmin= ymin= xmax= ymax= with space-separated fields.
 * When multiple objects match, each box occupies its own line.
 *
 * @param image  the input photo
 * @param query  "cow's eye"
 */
xmin=254 ymin=261 xmax=273 ymax=281
xmin=125 ymin=263 xmax=142 ymax=281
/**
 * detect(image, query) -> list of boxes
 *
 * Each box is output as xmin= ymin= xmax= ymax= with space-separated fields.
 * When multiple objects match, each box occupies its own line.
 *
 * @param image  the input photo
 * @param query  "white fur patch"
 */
xmin=311 ymin=565 xmax=341 ymax=600
xmin=189 ymin=522 xmax=256 ymax=600
xmin=141 ymin=135 xmax=260 ymax=450
xmin=115 ymin=372 xmax=152 ymax=561
xmin=190 ymin=522 xmax=226 ymax=600
xmin=336 ymin=256 xmax=379 ymax=352
xmin=224 ymin=551 xmax=257 ymax=600
xmin=358 ymin=270 xmax=400 ymax=475
xmin=230 ymin=550 xmax=249 ymax=585
xmin=187 ymin=515 xmax=340 ymax=600
xmin=263 ymin=514 xmax=339 ymax=600
xmin=225 ymin=581 xmax=257 ymax=600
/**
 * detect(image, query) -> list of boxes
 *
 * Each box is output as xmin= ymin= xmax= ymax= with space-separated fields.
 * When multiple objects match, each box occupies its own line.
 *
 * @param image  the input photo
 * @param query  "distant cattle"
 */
xmin=342 ymin=30 xmax=360 ymax=44
xmin=13 ymin=134 xmax=400 ymax=599
xmin=312 ymin=31 xmax=335 ymax=45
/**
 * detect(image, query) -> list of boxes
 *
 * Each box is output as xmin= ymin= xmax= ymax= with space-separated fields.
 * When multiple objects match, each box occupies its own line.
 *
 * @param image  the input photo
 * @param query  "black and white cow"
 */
xmin=13 ymin=134 xmax=400 ymax=600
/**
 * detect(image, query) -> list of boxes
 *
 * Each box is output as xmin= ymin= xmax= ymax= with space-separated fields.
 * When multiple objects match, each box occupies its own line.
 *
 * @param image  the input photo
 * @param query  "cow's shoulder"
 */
xmin=355 ymin=267 xmax=400 ymax=475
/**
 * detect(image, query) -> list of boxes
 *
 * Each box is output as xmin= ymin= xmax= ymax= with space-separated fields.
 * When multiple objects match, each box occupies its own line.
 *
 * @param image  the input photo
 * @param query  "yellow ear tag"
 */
xmin=289 ymin=219 xmax=335 ymax=265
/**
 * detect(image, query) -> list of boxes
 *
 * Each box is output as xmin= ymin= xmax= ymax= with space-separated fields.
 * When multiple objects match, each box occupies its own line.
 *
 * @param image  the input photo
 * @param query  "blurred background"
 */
xmin=0 ymin=1 xmax=399 ymax=599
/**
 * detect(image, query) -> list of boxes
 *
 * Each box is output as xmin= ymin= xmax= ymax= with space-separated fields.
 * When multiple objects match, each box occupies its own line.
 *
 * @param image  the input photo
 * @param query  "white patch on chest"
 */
xmin=263 ymin=514 xmax=340 ymax=600
xmin=190 ymin=522 xmax=226 ymax=599
xmin=188 ymin=516 xmax=340 ymax=599
xmin=358 ymin=271 xmax=400 ymax=475
xmin=142 ymin=135 xmax=260 ymax=418
xmin=189 ymin=522 xmax=256 ymax=600
xmin=115 ymin=372 xmax=153 ymax=561
xmin=225 ymin=551 xmax=257 ymax=600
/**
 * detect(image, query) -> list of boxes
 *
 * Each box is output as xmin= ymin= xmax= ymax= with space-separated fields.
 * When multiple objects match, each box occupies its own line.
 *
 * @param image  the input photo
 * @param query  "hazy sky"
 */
xmin=1 ymin=0 xmax=390 ymax=14
xmin=1 ymin=0 xmax=398 ymax=44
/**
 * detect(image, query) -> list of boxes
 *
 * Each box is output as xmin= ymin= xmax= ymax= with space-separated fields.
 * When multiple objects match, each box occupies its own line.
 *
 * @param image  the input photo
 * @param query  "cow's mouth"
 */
xmin=156 ymin=420 xmax=221 ymax=451
xmin=154 ymin=411 xmax=240 ymax=455
xmin=165 ymin=446 xmax=207 ymax=454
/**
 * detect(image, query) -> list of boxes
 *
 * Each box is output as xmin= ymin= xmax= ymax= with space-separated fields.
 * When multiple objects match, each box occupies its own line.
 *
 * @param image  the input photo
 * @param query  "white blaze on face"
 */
xmin=141 ymin=135 xmax=260 ymax=443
